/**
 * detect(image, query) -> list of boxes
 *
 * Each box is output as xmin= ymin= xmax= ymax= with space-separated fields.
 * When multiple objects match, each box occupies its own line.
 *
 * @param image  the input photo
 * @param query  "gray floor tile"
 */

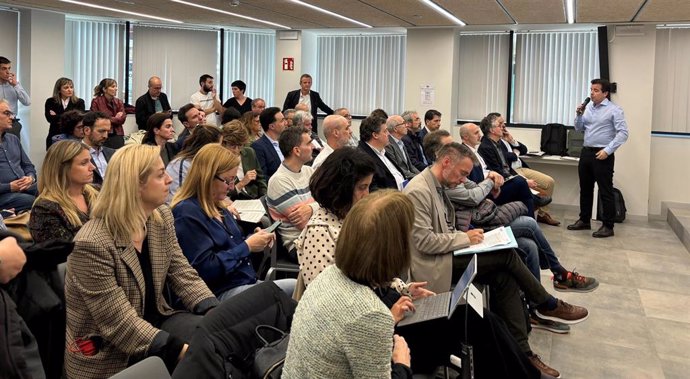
xmin=646 ymin=318 xmax=690 ymax=360
xmin=639 ymin=289 xmax=690 ymax=323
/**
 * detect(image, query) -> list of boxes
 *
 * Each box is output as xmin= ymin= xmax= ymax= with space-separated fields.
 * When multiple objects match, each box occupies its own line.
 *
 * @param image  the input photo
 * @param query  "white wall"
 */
xmin=649 ymin=136 xmax=690 ymax=214
xmin=274 ymin=33 xmax=302 ymax=109
xmin=0 ymin=11 xmax=18 ymax=64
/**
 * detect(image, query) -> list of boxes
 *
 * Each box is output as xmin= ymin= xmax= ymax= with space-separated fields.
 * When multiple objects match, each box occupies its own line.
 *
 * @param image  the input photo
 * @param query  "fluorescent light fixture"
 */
xmin=420 ymin=0 xmax=466 ymax=26
xmin=60 ymin=0 xmax=183 ymax=24
xmin=290 ymin=0 xmax=372 ymax=28
xmin=171 ymin=0 xmax=291 ymax=29
xmin=565 ymin=0 xmax=575 ymax=24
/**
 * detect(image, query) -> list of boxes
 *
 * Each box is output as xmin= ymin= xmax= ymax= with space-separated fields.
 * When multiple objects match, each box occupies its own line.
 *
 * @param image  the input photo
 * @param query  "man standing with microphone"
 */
xmin=567 ymin=78 xmax=629 ymax=238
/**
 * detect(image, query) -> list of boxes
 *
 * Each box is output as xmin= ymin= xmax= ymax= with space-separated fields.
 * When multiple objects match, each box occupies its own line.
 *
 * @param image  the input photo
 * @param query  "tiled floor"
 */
xmin=529 ymin=207 xmax=690 ymax=379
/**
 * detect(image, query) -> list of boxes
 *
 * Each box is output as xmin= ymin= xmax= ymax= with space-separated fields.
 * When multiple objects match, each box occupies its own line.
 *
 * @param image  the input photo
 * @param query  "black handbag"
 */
xmin=252 ymin=325 xmax=289 ymax=379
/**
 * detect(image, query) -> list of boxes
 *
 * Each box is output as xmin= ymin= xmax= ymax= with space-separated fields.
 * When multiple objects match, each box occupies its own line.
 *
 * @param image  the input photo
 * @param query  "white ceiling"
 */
xmin=1 ymin=0 xmax=689 ymax=29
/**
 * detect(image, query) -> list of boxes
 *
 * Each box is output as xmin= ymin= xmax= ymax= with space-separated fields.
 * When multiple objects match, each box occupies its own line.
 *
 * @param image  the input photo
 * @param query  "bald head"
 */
xmin=386 ymin=115 xmax=406 ymax=139
xmin=459 ymin=123 xmax=482 ymax=148
xmin=323 ymin=115 xmax=351 ymax=148
xmin=148 ymin=76 xmax=162 ymax=97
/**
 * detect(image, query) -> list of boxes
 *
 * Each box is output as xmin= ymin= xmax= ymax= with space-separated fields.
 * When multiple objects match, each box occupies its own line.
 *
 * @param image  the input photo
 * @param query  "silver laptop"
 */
xmin=397 ymin=254 xmax=478 ymax=327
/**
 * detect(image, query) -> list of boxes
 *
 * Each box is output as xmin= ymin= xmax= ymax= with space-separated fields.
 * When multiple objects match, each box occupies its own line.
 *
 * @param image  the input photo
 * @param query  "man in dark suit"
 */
xmin=384 ymin=114 xmax=418 ymax=179
xmin=401 ymin=110 xmax=429 ymax=171
xmin=81 ymin=111 xmax=115 ymax=186
xmin=357 ymin=115 xmax=405 ymax=191
xmin=134 ymin=76 xmax=171 ymax=130
xmin=251 ymin=107 xmax=287 ymax=179
xmin=282 ymin=74 xmax=333 ymax=135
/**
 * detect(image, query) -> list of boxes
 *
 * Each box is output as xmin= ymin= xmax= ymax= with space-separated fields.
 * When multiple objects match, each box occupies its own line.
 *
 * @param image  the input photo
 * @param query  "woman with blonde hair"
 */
xmin=64 ymin=144 xmax=218 ymax=379
xmin=44 ymin=77 xmax=85 ymax=149
xmin=90 ymin=78 xmax=127 ymax=149
xmin=221 ymin=120 xmax=266 ymax=200
xmin=29 ymin=140 xmax=97 ymax=243
xmin=171 ymin=143 xmax=294 ymax=300
xmin=239 ymin=111 xmax=261 ymax=144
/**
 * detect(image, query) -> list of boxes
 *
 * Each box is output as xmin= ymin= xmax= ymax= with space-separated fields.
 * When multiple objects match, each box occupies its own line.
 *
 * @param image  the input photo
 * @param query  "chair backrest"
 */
xmin=109 ymin=356 xmax=170 ymax=379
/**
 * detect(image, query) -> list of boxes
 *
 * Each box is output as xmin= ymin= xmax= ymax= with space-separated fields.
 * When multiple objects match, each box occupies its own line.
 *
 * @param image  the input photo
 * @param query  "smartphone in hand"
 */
xmin=263 ymin=221 xmax=282 ymax=233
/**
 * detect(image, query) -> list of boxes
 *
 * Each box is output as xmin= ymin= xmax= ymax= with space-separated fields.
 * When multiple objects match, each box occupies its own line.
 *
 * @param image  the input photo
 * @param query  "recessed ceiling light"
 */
xmin=565 ymin=0 xmax=575 ymax=24
xmin=420 ymin=0 xmax=465 ymax=26
xmin=60 ymin=0 xmax=183 ymax=23
xmin=171 ymin=0 xmax=291 ymax=29
xmin=289 ymin=0 xmax=372 ymax=28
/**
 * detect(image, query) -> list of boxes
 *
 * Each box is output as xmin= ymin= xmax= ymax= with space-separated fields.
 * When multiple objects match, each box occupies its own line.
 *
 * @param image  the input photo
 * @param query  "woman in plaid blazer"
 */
xmin=64 ymin=144 xmax=218 ymax=379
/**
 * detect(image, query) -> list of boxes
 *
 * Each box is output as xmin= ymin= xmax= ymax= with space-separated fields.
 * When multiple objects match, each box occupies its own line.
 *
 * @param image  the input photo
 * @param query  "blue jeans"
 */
xmin=218 ymin=278 xmax=296 ymax=302
xmin=0 ymin=183 xmax=38 ymax=213
xmin=509 ymin=216 xmax=563 ymax=281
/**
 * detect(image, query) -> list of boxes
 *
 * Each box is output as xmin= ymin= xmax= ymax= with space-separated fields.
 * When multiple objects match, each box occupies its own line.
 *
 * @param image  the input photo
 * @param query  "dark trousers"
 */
xmin=578 ymin=147 xmax=615 ymax=228
xmin=397 ymin=307 xmax=540 ymax=378
xmin=492 ymin=175 xmax=535 ymax=218
xmin=453 ymin=249 xmax=551 ymax=353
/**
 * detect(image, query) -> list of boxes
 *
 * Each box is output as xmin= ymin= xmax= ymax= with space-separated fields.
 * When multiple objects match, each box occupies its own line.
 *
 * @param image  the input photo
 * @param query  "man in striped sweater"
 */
xmin=267 ymin=126 xmax=319 ymax=262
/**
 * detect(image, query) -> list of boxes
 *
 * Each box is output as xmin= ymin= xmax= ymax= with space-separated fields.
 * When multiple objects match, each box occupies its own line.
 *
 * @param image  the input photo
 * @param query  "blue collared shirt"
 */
xmin=266 ymin=133 xmax=285 ymax=161
xmin=574 ymin=98 xmax=629 ymax=155
xmin=87 ymin=144 xmax=108 ymax=179
xmin=0 ymin=82 xmax=31 ymax=114
xmin=0 ymin=133 xmax=36 ymax=194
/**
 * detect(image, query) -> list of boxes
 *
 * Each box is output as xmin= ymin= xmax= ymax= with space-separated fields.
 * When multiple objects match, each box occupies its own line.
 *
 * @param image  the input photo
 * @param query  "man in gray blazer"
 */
xmin=385 ymin=115 xmax=419 ymax=180
xmin=403 ymin=141 xmax=589 ymax=378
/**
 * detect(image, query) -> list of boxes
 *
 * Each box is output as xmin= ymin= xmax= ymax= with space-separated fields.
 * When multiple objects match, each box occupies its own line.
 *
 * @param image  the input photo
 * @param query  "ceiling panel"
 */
xmin=437 ymin=0 xmax=514 ymax=25
xmin=501 ymin=0 xmax=566 ymax=24
xmin=578 ymin=0 xmax=642 ymax=23
xmin=305 ymin=0 xmax=414 ymax=27
xmin=636 ymin=0 xmax=690 ymax=22
xmin=360 ymin=0 xmax=456 ymax=26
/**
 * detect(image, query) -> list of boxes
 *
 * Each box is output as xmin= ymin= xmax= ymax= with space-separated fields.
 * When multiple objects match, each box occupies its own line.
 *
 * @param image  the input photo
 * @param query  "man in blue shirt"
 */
xmin=0 ymin=57 xmax=31 ymax=139
xmin=0 ymin=99 xmax=36 ymax=212
xmin=567 ymin=79 xmax=629 ymax=238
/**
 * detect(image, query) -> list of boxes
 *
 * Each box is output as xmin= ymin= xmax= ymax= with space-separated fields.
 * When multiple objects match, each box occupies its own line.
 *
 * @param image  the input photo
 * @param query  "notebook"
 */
xmin=397 ymin=254 xmax=478 ymax=327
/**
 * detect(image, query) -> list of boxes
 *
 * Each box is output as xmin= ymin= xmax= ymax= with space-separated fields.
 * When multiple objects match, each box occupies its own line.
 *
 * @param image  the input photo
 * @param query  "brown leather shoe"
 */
xmin=537 ymin=212 xmax=561 ymax=226
xmin=536 ymin=299 xmax=589 ymax=324
xmin=528 ymin=354 xmax=561 ymax=378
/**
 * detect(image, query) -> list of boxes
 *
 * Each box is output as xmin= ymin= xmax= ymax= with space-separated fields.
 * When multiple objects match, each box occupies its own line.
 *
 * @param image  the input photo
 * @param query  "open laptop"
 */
xmin=397 ymin=254 xmax=478 ymax=327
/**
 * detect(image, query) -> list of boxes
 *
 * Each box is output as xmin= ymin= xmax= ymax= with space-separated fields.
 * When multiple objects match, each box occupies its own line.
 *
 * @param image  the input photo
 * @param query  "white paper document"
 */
xmin=231 ymin=199 xmax=266 ymax=223
xmin=454 ymin=226 xmax=518 ymax=256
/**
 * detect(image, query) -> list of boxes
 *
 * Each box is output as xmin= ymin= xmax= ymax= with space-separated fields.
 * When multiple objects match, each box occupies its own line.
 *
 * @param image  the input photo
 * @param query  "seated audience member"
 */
xmin=489 ymin=112 xmax=560 ymax=226
xmin=0 ymin=236 xmax=46 ymax=379
xmin=221 ymin=120 xmax=267 ymax=200
xmin=357 ymin=115 xmax=405 ymax=191
xmin=292 ymin=110 xmax=325 ymax=159
xmin=90 ymin=78 xmax=126 ymax=149
xmin=334 ymin=107 xmax=358 ymax=147
xmin=50 ymin=110 xmax=85 ymax=145
xmin=64 ymin=144 xmax=218 ymax=379
xmin=142 ymin=112 xmax=179 ymax=166
xmin=0 ymin=99 xmax=37 ymax=212
xmin=166 ymin=124 xmax=222 ymax=203
xmin=283 ymin=190 xmax=413 ymax=379
xmin=460 ymin=123 xmax=538 ymax=217
xmin=175 ymin=103 xmax=205 ymax=150
xmin=251 ymin=97 xmax=266 ymax=116
xmin=369 ymin=108 xmax=389 ymax=119
xmin=403 ymin=142 xmax=589 ymax=378
xmin=311 ymin=114 xmax=351 ymax=170
xmin=266 ymin=126 xmax=318 ymax=261
xmin=221 ymin=106 xmax=242 ymax=125
xmin=251 ymin=107 xmax=287 ymax=179
xmin=44 ymin=77 xmax=86 ymax=149
xmin=29 ymin=140 xmax=97 ymax=243
xmin=283 ymin=108 xmax=296 ymax=127
xmin=135 ymin=76 xmax=171 ymax=131
xmin=401 ymin=110 xmax=428 ymax=171
xmin=81 ymin=111 xmax=115 ymax=187
xmin=223 ymin=80 xmax=252 ymax=115
xmin=294 ymin=151 xmax=541 ymax=377
xmin=240 ymin=111 xmax=262 ymax=145
xmin=385 ymin=114 xmax=419 ymax=179
xmin=171 ymin=144 xmax=294 ymax=300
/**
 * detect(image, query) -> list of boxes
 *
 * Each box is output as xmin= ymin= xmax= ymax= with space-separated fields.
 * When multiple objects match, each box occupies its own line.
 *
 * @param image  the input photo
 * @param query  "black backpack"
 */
xmin=540 ymin=123 xmax=568 ymax=156
xmin=597 ymin=187 xmax=627 ymax=223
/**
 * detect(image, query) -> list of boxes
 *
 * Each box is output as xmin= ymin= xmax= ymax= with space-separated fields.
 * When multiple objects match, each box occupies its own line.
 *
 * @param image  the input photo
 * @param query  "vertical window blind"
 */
xmin=512 ymin=31 xmax=599 ymax=125
xmin=457 ymin=33 xmax=510 ymax=121
xmin=653 ymin=27 xmax=690 ymax=133
xmin=223 ymin=29 xmax=275 ymax=108
xmin=65 ymin=19 xmax=125 ymax=105
xmin=316 ymin=34 xmax=406 ymax=116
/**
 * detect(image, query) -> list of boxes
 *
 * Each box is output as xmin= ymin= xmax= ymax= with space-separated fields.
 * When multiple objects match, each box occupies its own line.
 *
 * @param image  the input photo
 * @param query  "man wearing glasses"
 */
xmin=385 ymin=114 xmax=419 ymax=180
xmin=0 ymin=57 xmax=31 ymax=139
xmin=0 ymin=100 xmax=37 ymax=212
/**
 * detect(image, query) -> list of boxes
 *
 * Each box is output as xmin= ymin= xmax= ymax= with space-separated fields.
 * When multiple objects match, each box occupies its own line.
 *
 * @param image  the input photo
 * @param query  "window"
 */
xmin=316 ymin=34 xmax=406 ymax=116
xmin=457 ymin=33 xmax=510 ymax=121
xmin=132 ymin=25 xmax=218 ymax=109
xmin=653 ymin=27 xmax=690 ymax=133
xmin=512 ymin=31 xmax=599 ymax=125
xmin=223 ymin=29 xmax=275 ymax=108
xmin=65 ymin=19 xmax=125 ymax=106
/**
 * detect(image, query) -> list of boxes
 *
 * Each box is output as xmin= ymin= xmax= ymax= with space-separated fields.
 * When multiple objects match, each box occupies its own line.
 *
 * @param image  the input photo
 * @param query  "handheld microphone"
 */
xmin=577 ymin=97 xmax=591 ymax=115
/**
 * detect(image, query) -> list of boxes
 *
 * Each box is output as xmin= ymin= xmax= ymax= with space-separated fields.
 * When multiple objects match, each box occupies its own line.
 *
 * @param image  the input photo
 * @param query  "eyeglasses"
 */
xmin=2 ymin=110 xmax=14 ymax=118
xmin=396 ymin=122 xmax=407 ymax=128
xmin=214 ymin=175 xmax=235 ymax=186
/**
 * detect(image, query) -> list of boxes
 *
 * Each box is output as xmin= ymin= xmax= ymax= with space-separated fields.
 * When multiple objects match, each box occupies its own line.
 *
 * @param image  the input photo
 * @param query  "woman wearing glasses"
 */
xmin=171 ymin=144 xmax=294 ymax=300
xmin=220 ymin=120 xmax=266 ymax=200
